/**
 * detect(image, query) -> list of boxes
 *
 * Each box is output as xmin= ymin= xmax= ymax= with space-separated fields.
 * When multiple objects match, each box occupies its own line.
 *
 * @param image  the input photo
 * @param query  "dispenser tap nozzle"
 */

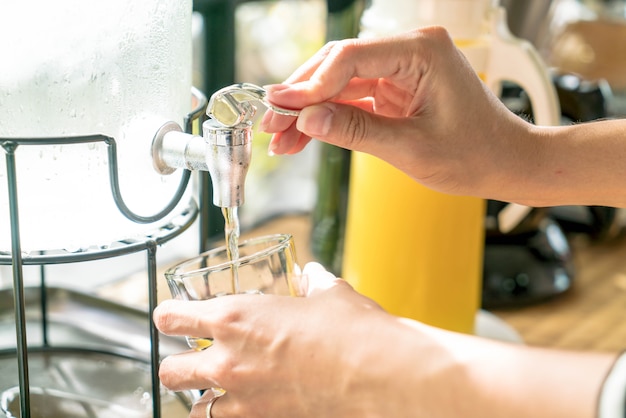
xmin=203 ymin=119 xmax=252 ymax=208
xmin=151 ymin=83 xmax=297 ymax=209
xmin=151 ymin=119 xmax=252 ymax=208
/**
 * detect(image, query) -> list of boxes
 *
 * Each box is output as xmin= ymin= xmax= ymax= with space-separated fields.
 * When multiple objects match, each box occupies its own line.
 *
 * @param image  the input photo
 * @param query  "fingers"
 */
xmin=267 ymin=122 xmax=312 ymax=155
xmin=265 ymin=31 xmax=434 ymax=110
xmin=259 ymin=30 xmax=448 ymax=157
xmin=283 ymin=40 xmax=340 ymax=84
xmin=189 ymin=388 xmax=226 ymax=418
xmin=188 ymin=396 xmax=210 ymax=418
xmin=154 ymin=265 xmax=350 ymax=344
xmin=159 ymin=349 xmax=223 ymax=391
xmin=153 ymin=299 xmax=218 ymax=338
xmin=267 ymin=99 xmax=418 ymax=163
xmin=296 ymin=102 xmax=420 ymax=169
xmin=302 ymin=262 xmax=336 ymax=296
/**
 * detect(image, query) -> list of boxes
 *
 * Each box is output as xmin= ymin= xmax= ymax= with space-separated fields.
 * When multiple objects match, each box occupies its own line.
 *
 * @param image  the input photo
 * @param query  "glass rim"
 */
xmin=164 ymin=233 xmax=294 ymax=280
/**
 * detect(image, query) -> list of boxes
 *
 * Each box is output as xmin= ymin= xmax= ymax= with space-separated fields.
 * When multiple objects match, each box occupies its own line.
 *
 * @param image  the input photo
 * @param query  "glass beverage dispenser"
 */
xmin=0 ymin=0 xmax=193 ymax=252
xmin=2 ymin=1 xmax=322 ymax=415
xmin=0 ymin=1 xmax=231 ymax=416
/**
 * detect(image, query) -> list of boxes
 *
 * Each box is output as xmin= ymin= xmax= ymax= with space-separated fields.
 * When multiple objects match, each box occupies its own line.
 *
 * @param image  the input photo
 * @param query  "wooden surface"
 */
xmin=256 ymin=215 xmax=626 ymax=352
xmin=493 ymin=234 xmax=626 ymax=352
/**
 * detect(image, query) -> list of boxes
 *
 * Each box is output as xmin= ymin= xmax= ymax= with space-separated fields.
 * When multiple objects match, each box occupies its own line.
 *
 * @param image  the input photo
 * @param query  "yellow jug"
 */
xmin=343 ymin=0 xmax=560 ymax=333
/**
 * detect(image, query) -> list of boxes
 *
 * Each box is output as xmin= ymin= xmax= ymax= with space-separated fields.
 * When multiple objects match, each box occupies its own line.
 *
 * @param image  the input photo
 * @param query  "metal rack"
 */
xmin=0 ymin=89 xmax=207 ymax=418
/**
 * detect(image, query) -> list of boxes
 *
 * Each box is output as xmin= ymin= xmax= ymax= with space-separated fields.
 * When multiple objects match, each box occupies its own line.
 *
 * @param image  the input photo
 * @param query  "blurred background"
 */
xmin=193 ymin=0 xmax=327 ymax=230
xmin=3 ymin=2 xmax=626 ymax=415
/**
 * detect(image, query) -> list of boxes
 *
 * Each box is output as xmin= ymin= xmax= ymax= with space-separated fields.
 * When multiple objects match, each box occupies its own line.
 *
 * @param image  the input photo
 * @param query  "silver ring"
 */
xmin=206 ymin=388 xmax=226 ymax=418
xmin=206 ymin=396 xmax=218 ymax=418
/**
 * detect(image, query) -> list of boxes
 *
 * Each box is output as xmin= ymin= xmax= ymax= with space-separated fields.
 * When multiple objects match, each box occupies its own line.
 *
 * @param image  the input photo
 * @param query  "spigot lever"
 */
xmin=151 ymin=83 xmax=297 ymax=208
xmin=207 ymin=83 xmax=300 ymax=127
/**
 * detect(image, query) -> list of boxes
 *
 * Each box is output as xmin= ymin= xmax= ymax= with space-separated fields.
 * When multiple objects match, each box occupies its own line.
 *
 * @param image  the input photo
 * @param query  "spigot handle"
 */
xmin=207 ymin=83 xmax=300 ymax=127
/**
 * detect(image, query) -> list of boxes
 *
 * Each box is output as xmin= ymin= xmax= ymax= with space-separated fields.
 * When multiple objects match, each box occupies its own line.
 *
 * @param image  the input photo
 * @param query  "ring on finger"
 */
xmin=206 ymin=397 xmax=218 ymax=418
xmin=205 ymin=388 xmax=226 ymax=418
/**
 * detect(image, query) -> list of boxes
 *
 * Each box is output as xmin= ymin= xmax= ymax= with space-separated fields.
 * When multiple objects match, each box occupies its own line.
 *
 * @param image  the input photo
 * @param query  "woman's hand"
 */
xmin=154 ymin=263 xmax=477 ymax=418
xmin=261 ymin=26 xmax=530 ymax=199
xmin=154 ymin=263 xmax=396 ymax=417
xmin=154 ymin=261 xmax=615 ymax=418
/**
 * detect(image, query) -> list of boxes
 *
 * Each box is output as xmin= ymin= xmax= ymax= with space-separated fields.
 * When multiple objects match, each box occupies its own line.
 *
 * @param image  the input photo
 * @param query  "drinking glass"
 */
xmin=164 ymin=234 xmax=306 ymax=350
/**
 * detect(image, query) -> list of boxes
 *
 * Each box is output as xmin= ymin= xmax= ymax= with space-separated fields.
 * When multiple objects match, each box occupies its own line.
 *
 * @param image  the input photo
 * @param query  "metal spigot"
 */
xmin=151 ymin=83 xmax=298 ymax=208
xmin=152 ymin=118 xmax=252 ymax=207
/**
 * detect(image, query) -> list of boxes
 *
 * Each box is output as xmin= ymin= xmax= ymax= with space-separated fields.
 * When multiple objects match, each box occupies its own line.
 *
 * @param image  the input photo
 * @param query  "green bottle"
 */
xmin=310 ymin=0 xmax=364 ymax=274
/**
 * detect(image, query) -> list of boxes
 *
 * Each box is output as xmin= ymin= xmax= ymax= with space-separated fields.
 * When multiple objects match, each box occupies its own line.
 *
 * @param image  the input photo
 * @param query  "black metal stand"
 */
xmin=0 ymin=90 xmax=207 ymax=418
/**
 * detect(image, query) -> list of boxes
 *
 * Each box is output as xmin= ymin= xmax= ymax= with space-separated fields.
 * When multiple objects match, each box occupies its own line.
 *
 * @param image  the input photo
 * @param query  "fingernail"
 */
xmin=303 ymin=262 xmax=328 ymax=275
xmin=263 ymin=84 xmax=290 ymax=94
xmin=297 ymin=103 xmax=335 ymax=138
xmin=268 ymin=137 xmax=279 ymax=156
xmin=258 ymin=112 xmax=271 ymax=132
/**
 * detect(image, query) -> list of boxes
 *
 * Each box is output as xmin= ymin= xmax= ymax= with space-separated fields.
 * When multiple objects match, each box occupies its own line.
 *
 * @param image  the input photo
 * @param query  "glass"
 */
xmin=164 ymin=234 xmax=306 ymax=350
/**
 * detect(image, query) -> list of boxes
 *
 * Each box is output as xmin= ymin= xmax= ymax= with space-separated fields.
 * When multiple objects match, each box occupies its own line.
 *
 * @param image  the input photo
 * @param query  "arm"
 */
xmin=516 ymin=120 xmax=626 ymax=207
xmin=389 ymin=317 xmax=615 ymax=418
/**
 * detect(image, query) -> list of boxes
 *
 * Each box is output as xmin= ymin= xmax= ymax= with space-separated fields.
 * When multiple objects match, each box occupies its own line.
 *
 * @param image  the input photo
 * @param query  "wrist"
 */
xmin=370 ymin=318 xmax=481 ymax=417
xmin=465 ymin=341 xmax=616 ymax=418
xmin=503 ymin=119 xmax=626 ymax=207
xmin=487 ymin=118 xmax=550 ymax=205
xmin=465 ymin=110 xmax=541 ymax=205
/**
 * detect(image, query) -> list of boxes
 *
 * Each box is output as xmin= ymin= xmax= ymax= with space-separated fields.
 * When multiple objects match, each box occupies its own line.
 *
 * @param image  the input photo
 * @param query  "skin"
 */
xmin=262 ymin=28 xmax=626 ymax=208
xmin=155 ymin=27 xmax=621 ymax=417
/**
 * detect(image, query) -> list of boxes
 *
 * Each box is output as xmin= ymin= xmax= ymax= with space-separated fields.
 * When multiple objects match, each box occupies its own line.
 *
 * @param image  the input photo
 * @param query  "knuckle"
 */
xmin=327 ymin=38 xmax=360 ymax=63
xmin=212 ymin=302 xmax=242 ymax=326
xmin=212 ymin=356 xmax=236 ymax=381
xmin=343 ymin=109 xmax=369 ymax=150
xmin=321 ymin=39 xmax=339 ymax=52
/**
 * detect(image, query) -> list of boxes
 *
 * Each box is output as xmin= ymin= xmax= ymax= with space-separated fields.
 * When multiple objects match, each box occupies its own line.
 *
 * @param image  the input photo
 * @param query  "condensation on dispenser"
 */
xmin=0 ymin=0 xmax=192 ymax=252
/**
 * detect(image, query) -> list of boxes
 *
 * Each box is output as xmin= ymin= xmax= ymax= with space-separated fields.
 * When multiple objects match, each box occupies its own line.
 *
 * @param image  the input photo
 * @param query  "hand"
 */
xmin=154 ymin=260 xmax=616 ymax=418
xmin=261 ymin=27 xmax=531 ymax=199
xmin=154 ymin=263 xmax=392 ymax=418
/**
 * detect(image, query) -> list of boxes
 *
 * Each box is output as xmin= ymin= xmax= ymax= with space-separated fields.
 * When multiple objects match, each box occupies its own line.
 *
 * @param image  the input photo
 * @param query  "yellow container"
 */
xmin=342 ymin=1 xmax=559 ymax=334
xmin=342 ymin=153 xmax=484 ymax=333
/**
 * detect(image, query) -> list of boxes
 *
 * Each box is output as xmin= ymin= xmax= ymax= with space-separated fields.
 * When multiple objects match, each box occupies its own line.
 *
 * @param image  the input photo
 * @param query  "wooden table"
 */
xmin=254 ymin=215 xmax=626 ymax=352
xmin=493 ymin=234 xmax=626 ymax=352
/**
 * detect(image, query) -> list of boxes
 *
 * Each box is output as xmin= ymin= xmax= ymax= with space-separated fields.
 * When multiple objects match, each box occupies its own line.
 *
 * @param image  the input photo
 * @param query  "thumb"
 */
xmin=296 ymin=102 xmax=404 ymax=157
xmin=302 ymin=262 xmax=351 ymax=297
